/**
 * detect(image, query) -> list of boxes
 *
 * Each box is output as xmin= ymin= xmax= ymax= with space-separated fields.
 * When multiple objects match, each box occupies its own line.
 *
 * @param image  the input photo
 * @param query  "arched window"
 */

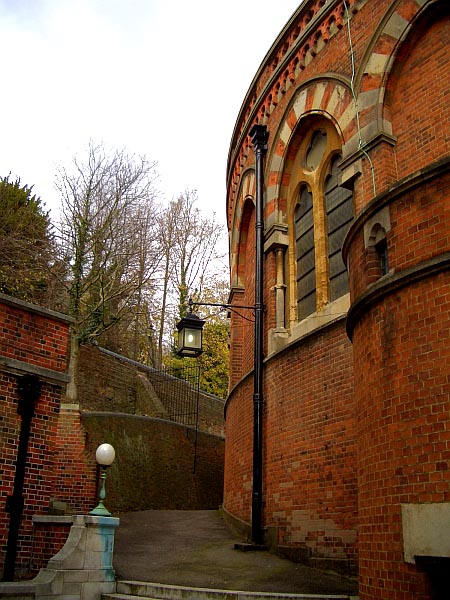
xmin=367 ymin=223 xmax=389 ymax=279
xmin=288 ymin=117 xmax=354 ymax=325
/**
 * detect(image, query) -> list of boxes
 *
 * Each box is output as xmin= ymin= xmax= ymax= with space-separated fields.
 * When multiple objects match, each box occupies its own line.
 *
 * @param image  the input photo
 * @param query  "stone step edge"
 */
xmin=103 ymin=595 xmax=162 ymax=600
xmin=115 ymin=580 xmax=358 ymax=600
xmin=102 ymin=588 xmax=358 ymax=600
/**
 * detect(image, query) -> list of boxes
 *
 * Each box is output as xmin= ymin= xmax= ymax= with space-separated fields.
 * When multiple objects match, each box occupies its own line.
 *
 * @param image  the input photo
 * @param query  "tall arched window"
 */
xmin=288 ymin=117 xmax=354 ymax=325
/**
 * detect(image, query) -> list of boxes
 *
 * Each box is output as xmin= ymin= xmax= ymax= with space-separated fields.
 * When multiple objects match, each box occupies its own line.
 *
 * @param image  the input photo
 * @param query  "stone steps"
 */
xmin=102 ymin=580 xmax=358 ymax=600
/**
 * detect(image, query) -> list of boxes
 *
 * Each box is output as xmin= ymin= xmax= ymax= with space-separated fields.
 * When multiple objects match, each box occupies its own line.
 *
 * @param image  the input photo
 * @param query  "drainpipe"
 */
xmin=2 ymin=374 xmax=41 ymax=581
xmin=250 ymin=124 xmax=268 ymax=545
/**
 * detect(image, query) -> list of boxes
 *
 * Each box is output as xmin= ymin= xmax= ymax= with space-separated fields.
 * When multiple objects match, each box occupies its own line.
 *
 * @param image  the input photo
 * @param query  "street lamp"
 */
xmin=90 ymin=443 xmax=116 ymax=517
xmin=176 ymin=311 xmax=205 ymax=358
xmin=174 ymin=125 xmax=268 ymax=546
xmin=249 ymin=123 xmax=268 ymax=546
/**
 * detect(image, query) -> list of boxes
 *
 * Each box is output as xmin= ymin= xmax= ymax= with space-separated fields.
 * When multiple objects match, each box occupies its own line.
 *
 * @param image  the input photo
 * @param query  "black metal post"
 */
xmin=250 ymin=124 xmax=268 ymax=545
xmin=2 ymin=374 xmax=41 ymax=581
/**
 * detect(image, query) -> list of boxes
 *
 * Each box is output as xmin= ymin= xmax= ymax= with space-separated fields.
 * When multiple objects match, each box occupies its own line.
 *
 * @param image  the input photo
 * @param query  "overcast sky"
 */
xmin=0 ymin=0 xmax=300 ymax=227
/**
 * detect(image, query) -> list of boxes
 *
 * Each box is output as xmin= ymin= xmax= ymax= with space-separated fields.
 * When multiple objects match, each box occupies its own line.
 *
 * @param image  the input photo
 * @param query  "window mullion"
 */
xmin=312 ymin=182 xmax=329 ymax=311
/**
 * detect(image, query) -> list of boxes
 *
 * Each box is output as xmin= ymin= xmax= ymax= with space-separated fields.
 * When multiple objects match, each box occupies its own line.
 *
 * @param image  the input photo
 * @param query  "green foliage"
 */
xmin=0 ymin=175 xmax=54 ymax=304
xmin=199 ymin=319 xmax=229 ymax=398
xmin=168 ymin=270 xmax=230 ymax=399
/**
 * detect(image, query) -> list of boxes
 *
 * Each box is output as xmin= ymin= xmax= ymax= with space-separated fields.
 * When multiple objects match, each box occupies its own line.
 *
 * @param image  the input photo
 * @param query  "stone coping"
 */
xmin=0 ymin=292 xmax=74 ymax=323
xmin=32 ymin=515 xmax=74 ymax=525
xmin=0 ymin=355 xmax=71 ymax=384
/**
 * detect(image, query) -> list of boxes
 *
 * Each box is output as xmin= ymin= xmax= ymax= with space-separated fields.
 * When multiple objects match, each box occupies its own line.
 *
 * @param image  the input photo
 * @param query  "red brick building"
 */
xmin=224 ymin=1 xmax=450 ymax=598
xmin=0 ymin=293 xmax=96 ymax=579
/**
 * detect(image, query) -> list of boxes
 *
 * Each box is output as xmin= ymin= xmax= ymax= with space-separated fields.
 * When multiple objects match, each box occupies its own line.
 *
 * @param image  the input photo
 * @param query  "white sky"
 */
xmin=0 ymin=0 xmax=300 ymax=228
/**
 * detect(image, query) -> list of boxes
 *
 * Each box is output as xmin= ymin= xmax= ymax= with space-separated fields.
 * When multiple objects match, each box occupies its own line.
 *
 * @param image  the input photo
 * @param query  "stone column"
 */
xmin=274 ymin=247 xmax=287 ymax=331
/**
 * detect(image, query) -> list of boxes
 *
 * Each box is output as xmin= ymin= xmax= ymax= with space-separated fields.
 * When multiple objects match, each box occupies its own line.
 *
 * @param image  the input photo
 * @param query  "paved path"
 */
xmin=113 ymin=510 xmax=358 ymax=596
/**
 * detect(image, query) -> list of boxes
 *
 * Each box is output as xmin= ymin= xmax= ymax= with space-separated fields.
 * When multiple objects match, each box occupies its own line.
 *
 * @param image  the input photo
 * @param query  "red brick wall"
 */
xmin=0 ymin=296 xmax=74 ymax=579
xmin=0 ymin=301 xmax=68 ymax=372
xmin=225 ymin=321 xmax=357 ymax=568
xmin=352 ymin=274 xmax=450 ymax=599
xmin=225 ymin=0 xmax=450 ymax=596
xmin=264 ymin=322 xmax=356 ymax=563
xmin=0 ymin=375 xmax=54 ymax=578
xmin=224 ymin=376 xmax=253 ymax=523
xmin=52 ymin=406 xmax=97 ymax=514
xmin=228 ymin=288 xmax=245 ymax=390
xmin=387 ymin=12 xmax=450 ymax=183
xmin=29 ymin=520 xmax=72 ymax=573
xmin=345 ymin=4 xmax=450 ymax=599
xmin=229 ymin=205 xmax=256 ymax=388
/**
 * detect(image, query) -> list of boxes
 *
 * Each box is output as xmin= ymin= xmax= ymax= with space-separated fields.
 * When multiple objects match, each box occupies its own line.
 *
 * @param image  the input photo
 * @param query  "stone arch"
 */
xmin=229 ymin=169 xmax=255 ymax=289
xmin=266 ymin=77 xmax=353 ymax=232
xmin=347 ymin=0 xmax=441 ymax=154
xmin=267 ymin=87 xmax=352 ymax=326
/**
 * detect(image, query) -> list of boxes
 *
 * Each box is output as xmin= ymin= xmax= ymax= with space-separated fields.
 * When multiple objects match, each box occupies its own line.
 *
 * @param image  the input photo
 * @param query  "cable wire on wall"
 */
xmin=343 ymin=0 xmax=377 ymax=198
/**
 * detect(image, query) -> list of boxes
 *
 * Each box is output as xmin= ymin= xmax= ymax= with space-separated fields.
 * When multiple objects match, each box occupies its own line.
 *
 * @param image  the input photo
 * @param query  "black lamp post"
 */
xmin=175 ymin=124 xmax=268 ymax=546
xmin=249 ymin=123 xmax=268 ymax=545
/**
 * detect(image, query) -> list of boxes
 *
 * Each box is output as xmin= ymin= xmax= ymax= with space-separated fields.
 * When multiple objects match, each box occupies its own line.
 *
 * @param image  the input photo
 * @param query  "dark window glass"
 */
xmin=325 ymin=156 xmax=353 ymax=301
xmin=306 ymin=130 xmax=327 ymax=170
xmin=295 ymin=185 xmax=316 ymax=319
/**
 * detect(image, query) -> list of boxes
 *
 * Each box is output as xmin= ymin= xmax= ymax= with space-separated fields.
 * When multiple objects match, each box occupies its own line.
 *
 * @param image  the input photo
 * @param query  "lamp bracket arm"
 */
xmin=188 ymin=298 xmax=258 ymax=311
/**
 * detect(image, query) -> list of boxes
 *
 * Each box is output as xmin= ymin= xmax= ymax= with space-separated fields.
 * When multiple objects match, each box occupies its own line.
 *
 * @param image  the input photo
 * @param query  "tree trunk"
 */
xmin=65 ymin=330 xmax=80 ymax=405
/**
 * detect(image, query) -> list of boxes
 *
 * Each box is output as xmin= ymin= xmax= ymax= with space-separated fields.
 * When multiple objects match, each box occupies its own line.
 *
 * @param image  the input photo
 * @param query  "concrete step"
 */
xmin=102 ymin=580 xmax=358 ymax=600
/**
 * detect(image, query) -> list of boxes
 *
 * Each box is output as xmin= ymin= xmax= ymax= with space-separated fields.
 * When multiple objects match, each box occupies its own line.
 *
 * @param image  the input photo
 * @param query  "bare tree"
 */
xmin=155 ymin=201 xmax=178 ymax=367
xmin=55 ymin=141 xmax=160 ymax=402
xmin=155 ymin=189 xmax=226 ymax=362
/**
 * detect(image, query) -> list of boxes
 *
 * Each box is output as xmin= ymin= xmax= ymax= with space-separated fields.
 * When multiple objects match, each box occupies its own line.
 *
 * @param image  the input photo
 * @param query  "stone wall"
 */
xmin=82 ymin=413 xmax=224 ymax=513
xmin=77 ymin=345 xmax=225 ymax=436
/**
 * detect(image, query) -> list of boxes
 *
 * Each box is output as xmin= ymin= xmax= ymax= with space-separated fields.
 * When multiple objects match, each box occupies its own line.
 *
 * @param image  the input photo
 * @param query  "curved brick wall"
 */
xmin=225 ymin=0 xmax=450 ymax=596
xmin=225 ymin=321 xmax=356 ymax=570
xmin=344 ymin=7 xmax=450 ymax=595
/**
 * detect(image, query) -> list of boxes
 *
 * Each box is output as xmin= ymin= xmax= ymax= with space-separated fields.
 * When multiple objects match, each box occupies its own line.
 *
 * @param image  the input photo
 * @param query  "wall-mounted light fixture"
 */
xmin=176 ymin=311 xmax=206 ymax=358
